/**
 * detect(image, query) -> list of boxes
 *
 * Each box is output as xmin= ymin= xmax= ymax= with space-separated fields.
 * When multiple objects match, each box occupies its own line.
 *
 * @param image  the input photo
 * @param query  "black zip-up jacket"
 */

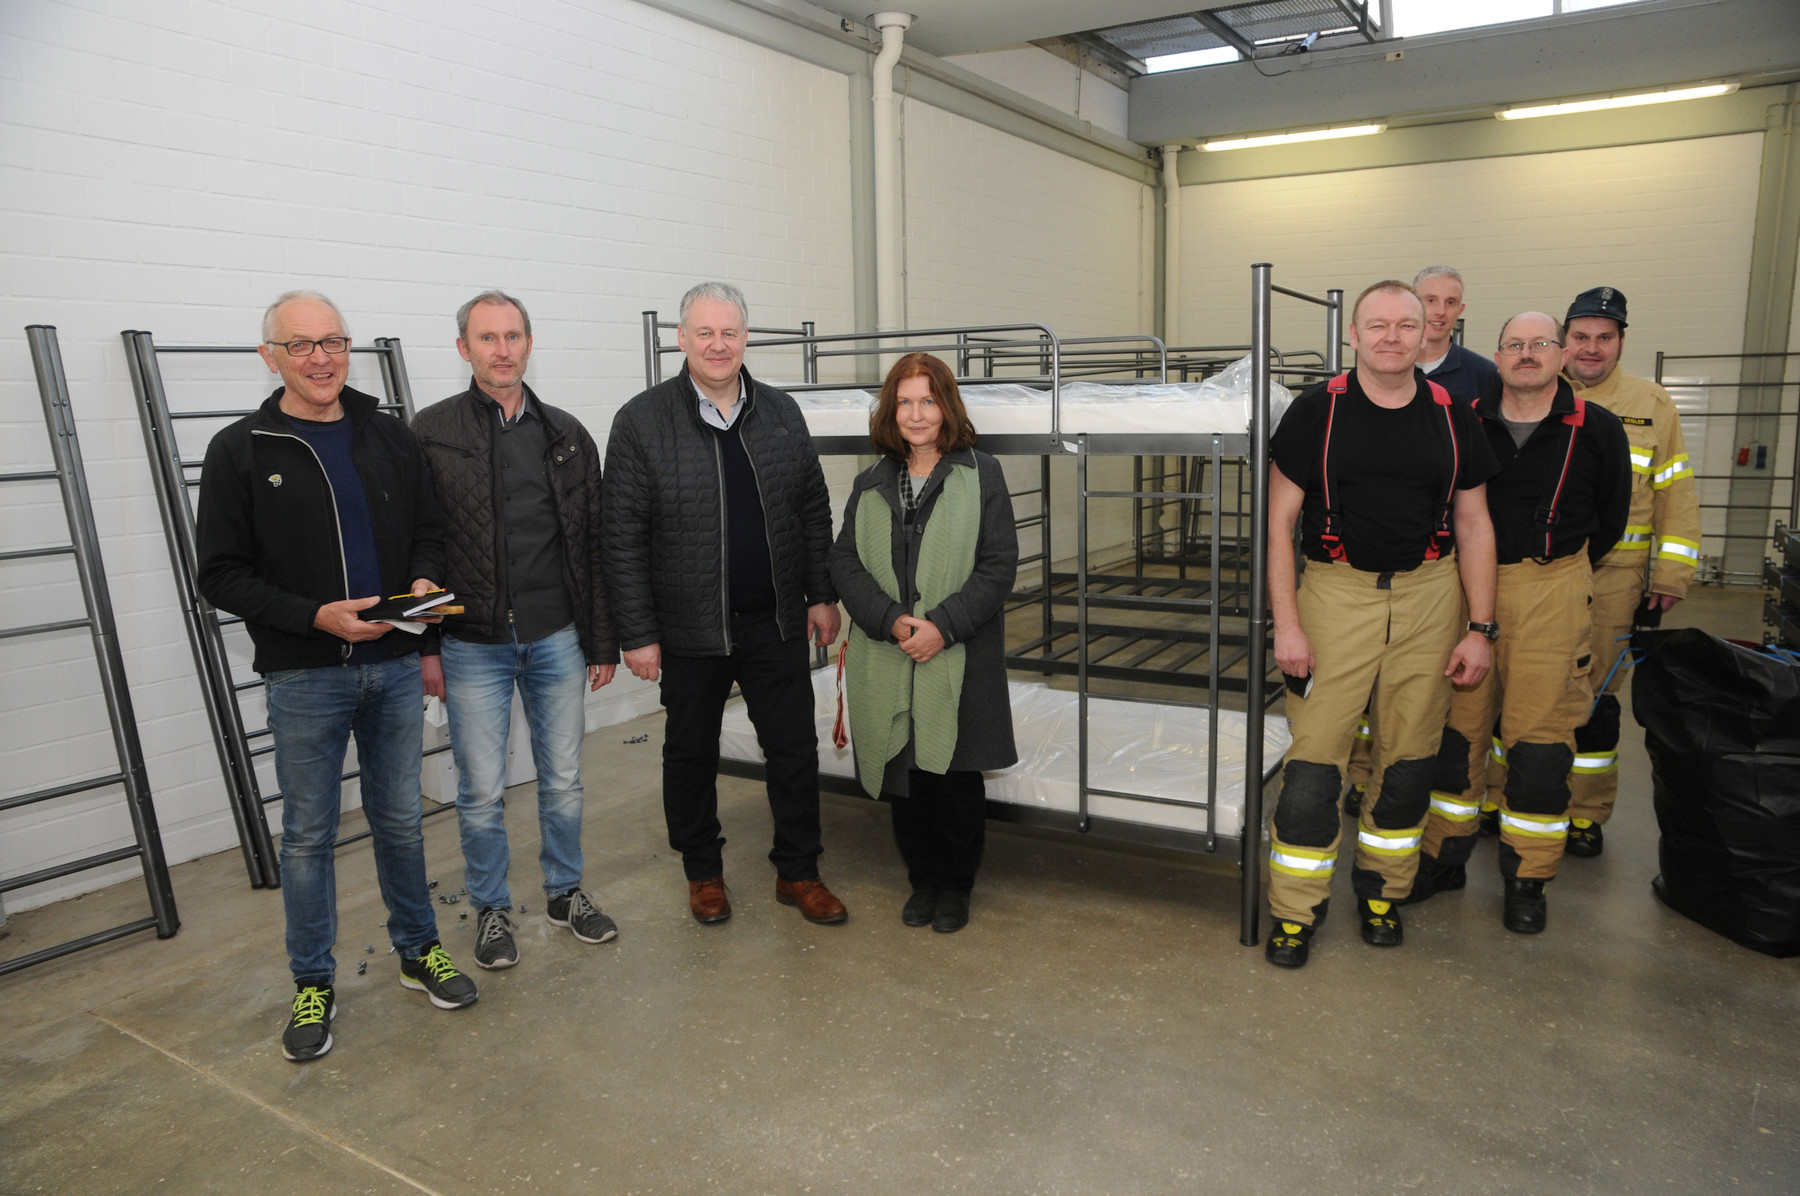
xmin=602 ymin=364 xmax=835 ymax=657
xmin=411 ymin=381 xmax=618 ymax=665
xmin=1473 ymin=377 xmax=1632 ymax=566
xmin=195 ymin=387 xmax=446 ymax=673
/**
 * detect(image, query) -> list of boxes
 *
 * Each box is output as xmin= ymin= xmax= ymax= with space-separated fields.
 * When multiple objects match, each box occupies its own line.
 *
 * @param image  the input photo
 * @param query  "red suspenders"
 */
xmin=1534 ymin=394 xmax=1586 ymax=559
xmin=1318 ymin=373 xmax=1458 ymax=565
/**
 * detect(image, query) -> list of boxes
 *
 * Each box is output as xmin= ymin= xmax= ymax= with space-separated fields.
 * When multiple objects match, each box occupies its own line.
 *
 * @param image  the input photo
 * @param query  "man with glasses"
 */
xmin=602 ymin=282 xmax=846 ymax=927
xmin=1263 ymin=280 xmax=1499 ymax=969
xmin=1409 ymin=313 xmax=1631 ymax=932
xmin=197 ymin=291 xmax=477 ymax=1064
xmin=413 ymin=291 xmax=619 ymax=970
xmin=1345 ymin=266 xmax=1503 ymax=816
xmin=1555 ymin=287 xmax=1701 ymax=858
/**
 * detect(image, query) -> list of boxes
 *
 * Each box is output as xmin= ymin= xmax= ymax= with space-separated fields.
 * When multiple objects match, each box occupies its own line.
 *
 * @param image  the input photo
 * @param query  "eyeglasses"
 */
xmin=267 ymin=337 xmax=351 ymax=356
xmin=1496 ymin=338 xmax=1561 ymax=355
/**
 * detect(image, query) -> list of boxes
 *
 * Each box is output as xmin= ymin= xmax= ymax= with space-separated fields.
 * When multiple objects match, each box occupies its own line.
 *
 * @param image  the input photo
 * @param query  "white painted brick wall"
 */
xmin=1178 ymin=134 xmax=1765 ymax=379
xmin=1177 ymin=133 xmax=1766 ymax=576
xmin=899 ymin=98 xmax=1155 ymax=571
xmin=0 ymin=0 xmax=854 ymax=911
xmin=943 ymin=47 xmax=1130 ymax=141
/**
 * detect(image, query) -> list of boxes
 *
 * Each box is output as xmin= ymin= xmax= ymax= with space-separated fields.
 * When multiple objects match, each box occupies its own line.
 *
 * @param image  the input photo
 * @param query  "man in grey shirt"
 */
xmin=414 ymin=291 xmax=619 ymax=969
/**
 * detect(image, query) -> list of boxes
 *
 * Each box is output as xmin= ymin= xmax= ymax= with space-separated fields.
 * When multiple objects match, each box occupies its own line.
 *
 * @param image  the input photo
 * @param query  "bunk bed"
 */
xmin=642 ymin=264 xmax=1344 ymax=945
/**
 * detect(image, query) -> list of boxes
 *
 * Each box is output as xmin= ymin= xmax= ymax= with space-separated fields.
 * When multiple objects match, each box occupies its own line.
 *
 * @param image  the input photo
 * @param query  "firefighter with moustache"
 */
xmin=1411 ymin=313 xmax=1631 ymax=932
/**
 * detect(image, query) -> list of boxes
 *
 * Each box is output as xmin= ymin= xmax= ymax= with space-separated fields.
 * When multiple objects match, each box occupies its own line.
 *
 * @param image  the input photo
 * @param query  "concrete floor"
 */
xmin=2 ymin=589 xmax=1796 ymax=1194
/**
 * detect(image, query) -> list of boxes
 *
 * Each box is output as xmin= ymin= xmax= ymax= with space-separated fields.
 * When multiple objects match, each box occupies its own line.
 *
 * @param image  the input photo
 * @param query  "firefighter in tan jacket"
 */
xmin=1553 ymin=287 xmax=1699 ymax=857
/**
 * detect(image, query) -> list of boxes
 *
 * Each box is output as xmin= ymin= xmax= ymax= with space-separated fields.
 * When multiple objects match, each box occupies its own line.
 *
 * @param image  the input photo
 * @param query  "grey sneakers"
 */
xmin=473 ymin=908 xmax=519 ymax=969
xmin=547 ymin=888 xmax=618 ymax=944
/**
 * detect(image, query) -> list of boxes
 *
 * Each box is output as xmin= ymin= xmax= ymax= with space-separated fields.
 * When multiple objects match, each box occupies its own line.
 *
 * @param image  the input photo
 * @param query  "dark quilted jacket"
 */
xmin=412 ymin=381 xmax=617 ymax=664
xmin=602 ymin=364 xmax=835 ymax=657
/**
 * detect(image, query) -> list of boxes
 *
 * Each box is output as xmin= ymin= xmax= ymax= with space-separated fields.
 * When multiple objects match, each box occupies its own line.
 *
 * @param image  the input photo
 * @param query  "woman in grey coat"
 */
xmin=829 ymin=352 xmax=1018 ymax=933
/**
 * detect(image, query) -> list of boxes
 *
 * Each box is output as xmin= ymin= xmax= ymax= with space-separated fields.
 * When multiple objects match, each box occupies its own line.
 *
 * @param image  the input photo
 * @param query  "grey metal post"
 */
xmin=375 ymin=337 xmax=417 ymax=418
xmin=642 ymin=311 xmax=662 ymax=388
xmin=1040 ymin=455 xmax=1053 ymax=660
xmin=24 ymin=325 xmax=178 ymax=937
xmin=801 ymin=321 xmax=818 ymax=385
xmin=1076 ymin=439 xmax=1090 ymax=833
xmin=1241 ymin=264 xmax=1273 ymax=947
xmin=1326 ymin=289 xmax=1345 ymax=374
xmin=123 ymin=331 xmax=279 ymax=888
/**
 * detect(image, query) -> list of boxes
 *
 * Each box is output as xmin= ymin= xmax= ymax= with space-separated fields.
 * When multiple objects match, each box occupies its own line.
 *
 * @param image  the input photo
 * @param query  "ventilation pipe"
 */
xmin=1162 ymin=143 xmax=1182 ymax=346
xmin=871 ymin=11 xmax=913 ymax=332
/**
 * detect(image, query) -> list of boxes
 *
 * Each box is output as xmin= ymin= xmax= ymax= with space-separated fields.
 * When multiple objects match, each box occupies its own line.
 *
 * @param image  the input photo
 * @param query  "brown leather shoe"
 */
xmin=688 ymin=877 xmax=731 ymax=924
xmin=775 ymin=878 xmax=848 ymax=924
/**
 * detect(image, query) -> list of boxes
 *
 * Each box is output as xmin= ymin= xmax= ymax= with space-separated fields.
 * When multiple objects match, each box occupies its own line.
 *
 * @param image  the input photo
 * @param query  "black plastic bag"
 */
xmin=1633 ymin=627 xmax=1800 ymax=957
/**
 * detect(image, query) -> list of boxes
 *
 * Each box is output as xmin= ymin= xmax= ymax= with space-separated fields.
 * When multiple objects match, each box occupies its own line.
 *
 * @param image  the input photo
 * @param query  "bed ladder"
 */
xmin=121 ymin=331 xmax=453 ymax=891
xmin=1 ymin=326 xmax=180 ymax=975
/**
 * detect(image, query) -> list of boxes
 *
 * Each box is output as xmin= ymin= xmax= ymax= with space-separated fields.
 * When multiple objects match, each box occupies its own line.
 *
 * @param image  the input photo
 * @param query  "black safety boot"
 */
xmin=1399 ymin=853 xmax=1467 ymax=906
xmin=1502 ymin=879 xmax=1548 ymax=934
xmin=1478 ymin=805 xmax=1501 ymax=838
xmin=1358 ymin=898 xmax=1403 ymax=946
xmin=1343 ymin=782 xmax=1366 ymax=818
xmin=1264 ymin=921 xmax=1315 ymax=969
xmin=1565 ymin=820 xmax=1604 ymax=858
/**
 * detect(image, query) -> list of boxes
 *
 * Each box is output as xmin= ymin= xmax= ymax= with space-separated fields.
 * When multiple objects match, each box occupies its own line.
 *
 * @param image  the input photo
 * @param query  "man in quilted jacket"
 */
xmin=603 ymin=281 xmax=847 ymax=927
xmin=414 ymin=291 xmax=620 ymax=970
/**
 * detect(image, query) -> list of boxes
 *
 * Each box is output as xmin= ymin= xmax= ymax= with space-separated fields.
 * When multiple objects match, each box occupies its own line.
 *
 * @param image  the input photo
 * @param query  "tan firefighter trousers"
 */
xmin=1268 ymin=554 xmax=1463 ymax=925
xmin=1426 ymin=552 xmax=1594 ymax=880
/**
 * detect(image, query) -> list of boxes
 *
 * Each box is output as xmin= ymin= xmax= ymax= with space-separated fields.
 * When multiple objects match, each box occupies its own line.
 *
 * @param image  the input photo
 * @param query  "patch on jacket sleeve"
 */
xmin=1617 ymin=416 xmax=1651 ymax=426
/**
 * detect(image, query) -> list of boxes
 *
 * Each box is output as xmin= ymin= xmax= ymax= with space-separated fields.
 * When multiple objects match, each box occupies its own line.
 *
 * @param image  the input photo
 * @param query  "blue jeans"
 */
xmin=442 ymin=623 xmax=587 ymax=912
xmin=264 ymin=655 xmax=438 ymax=987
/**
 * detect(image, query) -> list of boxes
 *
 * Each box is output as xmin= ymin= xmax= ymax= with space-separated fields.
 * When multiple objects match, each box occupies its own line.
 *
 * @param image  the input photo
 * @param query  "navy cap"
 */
xmin=1565 ymin=286 xmax=1628 ymax=329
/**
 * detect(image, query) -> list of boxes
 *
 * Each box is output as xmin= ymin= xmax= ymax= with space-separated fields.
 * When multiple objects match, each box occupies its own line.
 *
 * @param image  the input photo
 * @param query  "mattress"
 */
xmin=717 ymin=668 xmax=1291 ymax=838
xmin=789 ymin=371 xmax=1293 ymax=440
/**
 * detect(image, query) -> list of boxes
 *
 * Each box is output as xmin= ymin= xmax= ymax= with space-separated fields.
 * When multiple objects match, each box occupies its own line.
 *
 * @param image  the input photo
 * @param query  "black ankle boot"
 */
xmin=1503 ymin=878 xmax=1548 ymax=934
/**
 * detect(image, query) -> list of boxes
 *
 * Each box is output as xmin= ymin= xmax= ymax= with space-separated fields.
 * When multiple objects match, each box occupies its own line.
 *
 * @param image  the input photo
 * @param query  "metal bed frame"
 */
xmin=2 ymin=327 xmax=179 ymax=974
xmin=643 ymin=263 xmax=1343 ymax=946
xmin=121 ymin=332 xmax=453 ymax=891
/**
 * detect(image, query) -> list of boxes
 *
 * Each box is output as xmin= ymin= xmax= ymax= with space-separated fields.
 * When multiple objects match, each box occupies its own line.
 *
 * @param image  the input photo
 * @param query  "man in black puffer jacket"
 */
xmin=413 ymin=290 xmax=620 ymax=970
xmin=603 ymin=281 xmax=846 ymax=927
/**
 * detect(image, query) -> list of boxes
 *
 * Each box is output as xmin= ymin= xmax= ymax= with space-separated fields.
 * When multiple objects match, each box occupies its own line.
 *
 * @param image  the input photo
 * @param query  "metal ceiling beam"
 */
xmin=1193 ymin=12 xmax=1257 ymax=59
xmin=1130 ymin=0 xmax=1800 ymax=145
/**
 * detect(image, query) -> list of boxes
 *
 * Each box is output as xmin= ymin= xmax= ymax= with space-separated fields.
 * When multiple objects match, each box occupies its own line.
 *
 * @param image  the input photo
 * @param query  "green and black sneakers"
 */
xmin=399 ymin=942 xmax=479 ymax=1010
xmin=282 ymin=984 xmax=336 ymax=1062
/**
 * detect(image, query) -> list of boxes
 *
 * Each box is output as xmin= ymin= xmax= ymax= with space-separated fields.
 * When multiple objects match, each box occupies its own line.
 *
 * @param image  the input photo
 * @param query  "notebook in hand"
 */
xmin=357 ymin=589 xmax=458 ymax=621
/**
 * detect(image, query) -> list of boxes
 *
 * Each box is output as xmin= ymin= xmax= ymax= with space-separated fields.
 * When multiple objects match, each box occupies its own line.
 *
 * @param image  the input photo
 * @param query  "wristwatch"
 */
xmin=1467 ymin=621 xmax=1500 ymax=641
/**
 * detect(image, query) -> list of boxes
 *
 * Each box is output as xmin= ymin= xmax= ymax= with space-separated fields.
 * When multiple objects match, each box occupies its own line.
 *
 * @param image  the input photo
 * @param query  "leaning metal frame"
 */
xmin=641 ymin=264 xmax=1341 ymax=945
xmin=121 ymin=332 xmax=452 ymax=891
xmin=1 ymin=326 xmax=179 ymax=975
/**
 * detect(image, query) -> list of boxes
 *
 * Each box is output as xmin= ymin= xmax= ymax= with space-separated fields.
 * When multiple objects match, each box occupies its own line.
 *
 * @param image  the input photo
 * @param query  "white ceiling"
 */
xmin=802 ymin=1 xmax=1240 ymax=57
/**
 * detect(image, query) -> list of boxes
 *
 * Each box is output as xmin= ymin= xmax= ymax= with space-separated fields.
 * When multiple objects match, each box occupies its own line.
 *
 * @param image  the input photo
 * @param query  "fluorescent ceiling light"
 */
xmin=1497 ymin=82 xmax=1737 ymax=120
xmin=1144 ymin=46 xmax=1240 ymax=73
xmin=1202 ymin=123 xmax=1386 ymax=152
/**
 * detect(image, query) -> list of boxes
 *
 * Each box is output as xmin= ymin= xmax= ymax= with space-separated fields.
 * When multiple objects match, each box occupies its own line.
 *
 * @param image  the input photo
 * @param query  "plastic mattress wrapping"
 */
xmin=716 ymin=669 xmax=1292 ymax=838
xmin=786 ymin=356 xmax=1293 ymax=439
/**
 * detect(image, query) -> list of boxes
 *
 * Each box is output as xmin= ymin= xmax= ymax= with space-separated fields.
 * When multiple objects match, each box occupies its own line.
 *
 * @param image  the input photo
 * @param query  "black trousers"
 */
xmin=660 ymin=611 xmax=823 ymax=883
xmin=889 ymin=769 xmax=986 ymax=893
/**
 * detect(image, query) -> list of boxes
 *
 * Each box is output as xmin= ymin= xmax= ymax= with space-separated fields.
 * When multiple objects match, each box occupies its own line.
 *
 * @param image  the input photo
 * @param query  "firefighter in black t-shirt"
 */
xmin=1407 ymin=312 xmax=1631 ymax=933
xmin=1264 ymin=280 xmax=1500 ymax=969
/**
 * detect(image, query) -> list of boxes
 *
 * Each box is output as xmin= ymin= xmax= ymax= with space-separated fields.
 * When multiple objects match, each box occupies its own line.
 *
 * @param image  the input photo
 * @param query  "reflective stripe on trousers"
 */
xmin=1499 ymin=810 xmax=1570 ymax=839
xmin=1571 ymin=751 xmax=1618 ymax=775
